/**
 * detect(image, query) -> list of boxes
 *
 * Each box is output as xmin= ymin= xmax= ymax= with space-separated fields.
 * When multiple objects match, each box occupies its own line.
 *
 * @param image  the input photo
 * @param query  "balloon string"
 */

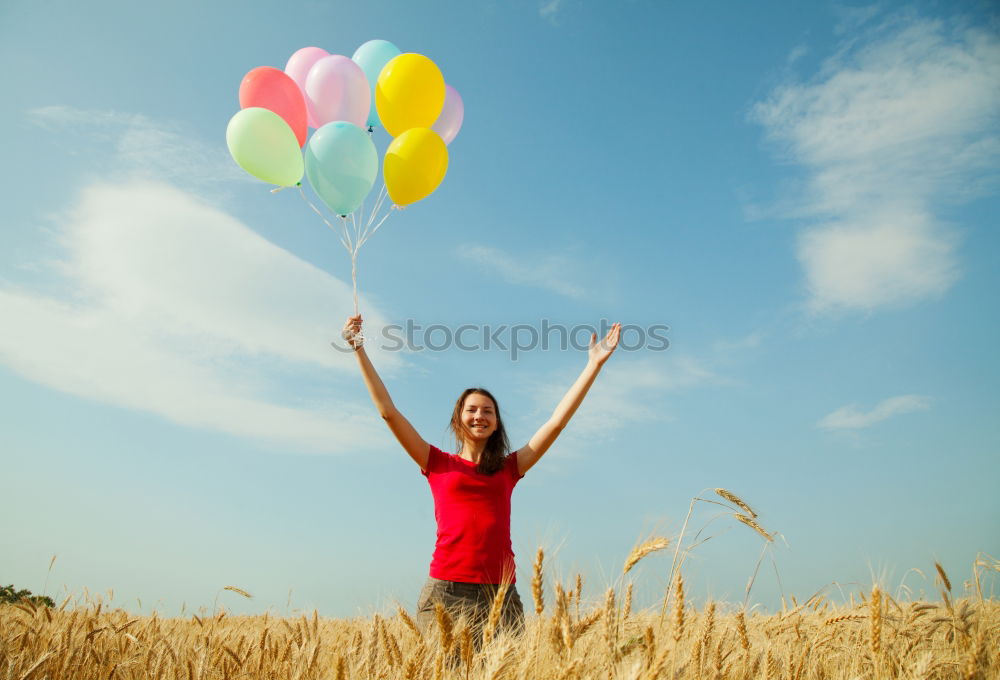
xmin=297 ymin=183 xmax=394 ymax=324
xmin=349 ymin=214 xmax=360 ymax=316
xmin=298 ymin=185 xmax=343 ymax=241
xmin=357 ymin=185 xmax=395 ymax=248
xmin=366 ymin=208 xmax=394 ymax=244
xmin=356 ymin=190 xmax=368 ymax=240
xmin=298 ymin=185 xmax=354 ymax=256
xmin=366 ymin=183 xmax=389 ymax=233
xmin=339 ymin=215 xmax=361 ymax=317
xmin=352 ymin=212 xmax=363 ymax=255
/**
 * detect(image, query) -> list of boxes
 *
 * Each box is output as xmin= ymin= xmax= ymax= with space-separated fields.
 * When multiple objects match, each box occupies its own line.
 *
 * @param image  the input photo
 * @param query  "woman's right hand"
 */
xmin=342 ymin=314 xmax=364 ymax=350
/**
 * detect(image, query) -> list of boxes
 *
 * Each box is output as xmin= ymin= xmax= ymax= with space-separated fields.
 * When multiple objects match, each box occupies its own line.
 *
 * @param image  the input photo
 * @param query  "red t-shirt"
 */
xmin=421 ymin=445 xmax=524 ymax=584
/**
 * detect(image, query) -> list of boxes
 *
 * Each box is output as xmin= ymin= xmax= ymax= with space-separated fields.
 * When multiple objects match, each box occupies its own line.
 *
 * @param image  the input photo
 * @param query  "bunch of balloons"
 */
xmin=226 ymin=39 xmax=463 ymax=214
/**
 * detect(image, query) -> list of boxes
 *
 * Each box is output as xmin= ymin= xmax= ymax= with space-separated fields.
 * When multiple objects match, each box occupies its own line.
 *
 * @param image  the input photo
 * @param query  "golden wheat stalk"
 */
xmin=572 ymin=609 xmax=603 ymax=639
xmin=824 ymin=614 xmax=866 ymax=625
xmin=434 ymin=602 xmax=454 ymax=653
xmin=736 ymin=609 xmax=751 ymax=652
xmin=396 ymin=605 xmax=423 ymax=640
xmin=700 ymin=601 xmax=716 ymax=652
xmin=734 ymin=514 xmax=773 ymax=541
xmin=935 ymin=562 xmax=952 ymax=592
xmin=870 ymin=586 xmax=882 ymax=656
xmin=532 ymin=548 xmax=545 ymax=616
xmin=623 ymin=536 xmax=671 ymax=575
xmin=715 ymin=488 xmax=758 ymax=517
xmin=483 ymin=583 xmax=509 ymax=646
xmin=602 ymin=587 xmax=617 ymax=660
xmin=642 ymin=626 xmax=656 ymax=668
xmin=460 ymin=625 xmax=473 ymax=679
xmin=223 ymin=586 xmax=252 ymax=599
xmin=672 ymin=573 xmax=686 ymax=643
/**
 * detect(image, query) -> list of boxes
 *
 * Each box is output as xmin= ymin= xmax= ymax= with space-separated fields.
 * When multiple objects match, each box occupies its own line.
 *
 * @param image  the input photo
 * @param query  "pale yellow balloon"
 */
xmin=376 ymin=53 xmax=446 ymax=137
xmin=384 ymin=128 xmax=449 ymax=206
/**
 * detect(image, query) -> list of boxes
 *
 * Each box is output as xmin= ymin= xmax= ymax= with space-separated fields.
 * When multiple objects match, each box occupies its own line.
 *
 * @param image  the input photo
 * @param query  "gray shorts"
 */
xmin=415 ymin=577 xmax=525 ymax=639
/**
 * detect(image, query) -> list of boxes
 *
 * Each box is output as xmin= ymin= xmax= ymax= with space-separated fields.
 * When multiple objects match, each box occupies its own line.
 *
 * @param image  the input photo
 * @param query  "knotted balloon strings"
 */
xmin=296 ymin=184 xmax=397 ymax=318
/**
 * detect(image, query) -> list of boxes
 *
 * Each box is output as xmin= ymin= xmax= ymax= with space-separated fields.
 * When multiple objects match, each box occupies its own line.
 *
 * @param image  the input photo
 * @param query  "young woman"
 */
xmin=342 ymin=315 xmax=620 ymax=638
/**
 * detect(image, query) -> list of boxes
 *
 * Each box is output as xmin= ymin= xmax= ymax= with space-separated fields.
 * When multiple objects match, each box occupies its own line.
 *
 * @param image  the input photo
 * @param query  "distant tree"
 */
xmin=0 ymin=584 xmax=55 ymax=608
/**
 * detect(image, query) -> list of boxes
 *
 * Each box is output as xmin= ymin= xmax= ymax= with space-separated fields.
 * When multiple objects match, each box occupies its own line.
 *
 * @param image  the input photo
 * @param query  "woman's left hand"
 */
xmin=588 ymin=322 xmax=621 ymax=367
xmin=518 ymin=321 xmax=623 ymax=475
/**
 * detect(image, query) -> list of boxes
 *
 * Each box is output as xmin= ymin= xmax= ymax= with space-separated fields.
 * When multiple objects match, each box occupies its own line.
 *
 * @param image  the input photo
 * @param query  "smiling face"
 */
xmin=448 ymin=387 xmax=510 ymax=473
xmin=460 ymin=392 xmax=498 ymax=442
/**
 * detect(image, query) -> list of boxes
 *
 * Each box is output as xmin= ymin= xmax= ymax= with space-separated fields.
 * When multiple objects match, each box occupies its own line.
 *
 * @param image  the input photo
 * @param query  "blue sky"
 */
xmin=2 ymin=0 xmax=998 ymax=617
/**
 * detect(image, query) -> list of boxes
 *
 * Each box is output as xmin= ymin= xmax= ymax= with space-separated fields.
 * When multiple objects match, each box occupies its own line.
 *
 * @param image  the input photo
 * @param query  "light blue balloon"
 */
xmin=352 ymin=39 xmax=402 ymax=129
xmin=305 ymin=122 xmax=378 ymax=216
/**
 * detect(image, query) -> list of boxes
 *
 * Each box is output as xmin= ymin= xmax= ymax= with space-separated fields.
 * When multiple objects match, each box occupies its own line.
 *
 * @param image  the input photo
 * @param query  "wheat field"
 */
xmin=3 ymin=562 xmax=997 ymax=680
xmin=4 ymin=490 xmax=997 ymax=679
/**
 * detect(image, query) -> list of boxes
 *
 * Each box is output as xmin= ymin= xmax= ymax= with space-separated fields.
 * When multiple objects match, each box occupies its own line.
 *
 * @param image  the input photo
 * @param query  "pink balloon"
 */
xmin=431 ymin=85 xmax=464 ymax=145
xmin=285 ymin=46 xmax=329 ymax=128
xmin=305 ymin=55 xmax=371 ymax=129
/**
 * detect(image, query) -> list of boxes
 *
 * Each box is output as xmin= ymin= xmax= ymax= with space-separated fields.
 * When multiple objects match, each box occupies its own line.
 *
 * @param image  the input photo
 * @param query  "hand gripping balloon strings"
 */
xmin=297 ymin=184 xmax=397 ymax=323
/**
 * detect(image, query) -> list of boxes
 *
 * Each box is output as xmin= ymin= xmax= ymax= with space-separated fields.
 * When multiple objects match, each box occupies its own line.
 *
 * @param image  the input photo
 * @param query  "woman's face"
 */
xmin=461 ymin=392 xmax=498 ymax=441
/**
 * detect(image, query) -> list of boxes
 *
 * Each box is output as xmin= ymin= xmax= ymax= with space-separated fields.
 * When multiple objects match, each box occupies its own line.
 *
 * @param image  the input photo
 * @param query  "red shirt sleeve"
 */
xmin=421 ymin=444 xmax=445 ymax=477
xmin=508 ymin=450 xmax=525 ymax=481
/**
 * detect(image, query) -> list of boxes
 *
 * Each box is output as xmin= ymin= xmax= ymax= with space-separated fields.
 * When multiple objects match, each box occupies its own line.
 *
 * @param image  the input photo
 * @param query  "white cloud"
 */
xmin=797 ymin=206 xmax=959 ymax=311
xmin=540 ymin=0 xmax=564 ymax=22
xmin=525 ymin=354 xmax=717 ymax=443
xmin=455 ymin=243 xmax=589 ymax=300
xmin=0 ymin=288 xmax=376 ymax=451
xmin=817 ymin=394 xmax=931 ymax=430
xmin=1 ymin=178 xmax=400 ymax=453
xmin=56 ymin=181 xmax=393 ymax=368
xmin=753 ymin=14 xmax=1000 ymax=314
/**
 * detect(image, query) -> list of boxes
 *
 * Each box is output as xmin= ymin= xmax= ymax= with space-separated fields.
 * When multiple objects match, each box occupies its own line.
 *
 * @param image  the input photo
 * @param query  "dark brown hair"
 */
xmin=449 ymin=387 xmax=511 ymax=475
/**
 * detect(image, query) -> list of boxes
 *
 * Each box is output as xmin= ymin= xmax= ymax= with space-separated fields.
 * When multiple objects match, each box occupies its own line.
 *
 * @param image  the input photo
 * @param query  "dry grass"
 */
xmin=2 ymin=584 xmax=996 ymax=679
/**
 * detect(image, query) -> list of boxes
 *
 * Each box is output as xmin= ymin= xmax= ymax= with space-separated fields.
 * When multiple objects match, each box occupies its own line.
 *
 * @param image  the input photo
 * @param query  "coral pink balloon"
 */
xmin=284 ymin=46 xmax=329 ymax=128
xmin=305 ymin=55 xmax=371 ymax=129
xmin=431 ymin=85 xmax=464 ymax=145
xmin=239 ymin=67 xmax=308 ymax=147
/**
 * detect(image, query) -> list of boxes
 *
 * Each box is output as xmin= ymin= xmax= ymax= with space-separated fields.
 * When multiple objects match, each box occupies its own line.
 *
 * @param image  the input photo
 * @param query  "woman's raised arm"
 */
xmin=515 ymin=322 xmax=621 ymax=476
xmin=344 ymin=315 xmax=430 ymax=471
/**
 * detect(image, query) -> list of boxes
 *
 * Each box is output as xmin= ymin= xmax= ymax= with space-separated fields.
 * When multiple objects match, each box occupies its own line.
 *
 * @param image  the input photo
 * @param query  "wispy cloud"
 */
xmin=539 ymin=0 xmax=565 ymax=23
xmin=831 ymin=4 xmax=883 ymax=36
xmin=28 ymin=105 xmax=249 ymax=191
xmin=523 ymin=354 xmax=718 ymax=448
xmin=455 ymin=243 xmax=590 ymax=300
xmin=712 ymin=330 xmax=765 ymax=354
xmin=0 ymin=180 xmax=397 ymax=453
xmin=753 ymin=13 xmax=1000 ymax=314
xmin=817 ymin=394 xmax=931 ymax=430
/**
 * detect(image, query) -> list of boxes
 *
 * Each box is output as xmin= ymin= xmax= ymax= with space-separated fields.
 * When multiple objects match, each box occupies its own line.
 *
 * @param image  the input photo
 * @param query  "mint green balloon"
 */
xmin=305 ymin=121 xmax=378 ymax=216
xmin=226 ymin=107 xmax=303 ymax=186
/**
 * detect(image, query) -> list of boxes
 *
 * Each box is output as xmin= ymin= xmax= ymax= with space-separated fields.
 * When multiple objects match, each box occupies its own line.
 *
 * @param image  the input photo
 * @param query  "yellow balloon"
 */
xmin=384 ymin=128 xmax=449 ymax=206
xmin=376 ymin=53 xmax=446 ymax=137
